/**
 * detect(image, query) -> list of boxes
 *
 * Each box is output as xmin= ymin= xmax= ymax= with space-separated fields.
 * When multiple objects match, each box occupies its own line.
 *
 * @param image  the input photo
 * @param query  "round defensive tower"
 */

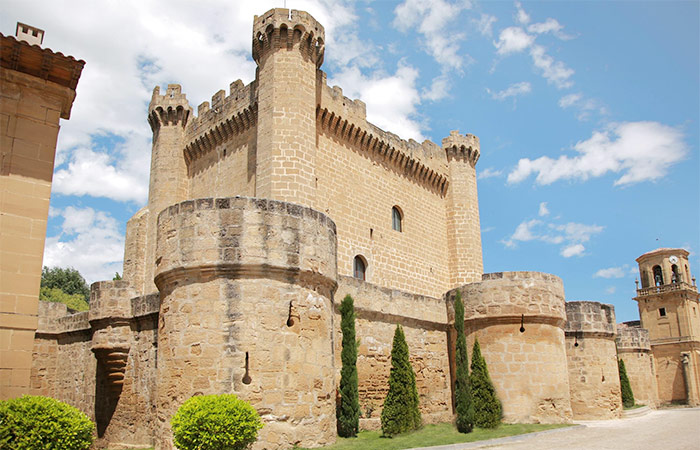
xmin=153 ymin=197 xmax=337 ymax=450
xmin=449 ymin=272 xmax=573 ymax=423
xmin=565 ymin=301 xmax=622 ymax=419
xmin=253 ymin=8 xmax=325 ymax=207
xmin=616 ymin=322 xmax=658 ymax=407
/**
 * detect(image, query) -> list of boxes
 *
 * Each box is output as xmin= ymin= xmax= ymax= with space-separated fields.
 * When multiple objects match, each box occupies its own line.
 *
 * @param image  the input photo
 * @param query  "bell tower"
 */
xmin=634 ymin=248 xmax=700 ymax=406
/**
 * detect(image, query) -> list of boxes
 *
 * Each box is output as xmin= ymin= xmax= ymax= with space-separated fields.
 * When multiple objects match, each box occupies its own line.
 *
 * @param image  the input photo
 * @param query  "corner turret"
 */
xmin=252 ymin=8 xmax=325 ymax=68
xmin=253 ymin=9 xmax=323 ymax=207
xmin=443 ymin=130 xmax=483 ymax=286
xmin=147 ymin=84 xmax=192 ymax=134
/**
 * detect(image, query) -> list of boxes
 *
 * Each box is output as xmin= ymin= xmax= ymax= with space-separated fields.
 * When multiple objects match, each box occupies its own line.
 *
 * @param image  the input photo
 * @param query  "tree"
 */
xmin=380 ymin=324 xmax=421 ymax=436
xmin=39 ymin=287 xmax=89 ymax=312
xmin=619 ymin=359 xmax=635 ymax=408
xmin=337 ymin=295 xmax=360 ymax=437
xmin=41 ymin=267 xmax=90 ymax=302
xmin=470 ymin=337 xmax=501 ymax=428
xmin=453 ymin=291 xmax=474 ymax=433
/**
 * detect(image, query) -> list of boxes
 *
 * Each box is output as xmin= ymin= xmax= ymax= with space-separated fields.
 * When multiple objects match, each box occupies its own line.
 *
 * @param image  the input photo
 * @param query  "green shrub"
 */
xmin=337 ymin=294 xmax=360 ymax=437
xmin=171 ymin=394 xmax=263 ymax=450
xmin=39 ymin=287 xmax=89 ymax=311
xmin=380 ymin=324 xmax=421 ymax=437
xmin=619 ymin=359 xmax=635 ymax=408
xmin=470 ymin=338 xmax=502 ymax=428
xmin=453 ymin=291 xmax=475 ymax=433
xmin=0 ymin=395 xmax=94 ymax=450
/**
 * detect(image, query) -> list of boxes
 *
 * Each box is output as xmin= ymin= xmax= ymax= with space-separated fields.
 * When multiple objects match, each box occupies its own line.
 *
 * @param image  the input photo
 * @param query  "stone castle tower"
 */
xmin=24 ymin=9 xmax=683 ymax=450
xmin=633 ymin=248 xmax=700 ymax=405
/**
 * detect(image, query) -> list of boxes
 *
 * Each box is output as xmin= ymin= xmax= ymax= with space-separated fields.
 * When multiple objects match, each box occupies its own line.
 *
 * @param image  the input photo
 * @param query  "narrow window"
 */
xmin=659 ymin=307 xmax=666 ymax=318
xmin=392 ymin=206 xmax=402 ymax=232
xmin=653 ymin=265 xmax=664 ymax=286
xmin=353 ymin=255 xmax=366 ymax=281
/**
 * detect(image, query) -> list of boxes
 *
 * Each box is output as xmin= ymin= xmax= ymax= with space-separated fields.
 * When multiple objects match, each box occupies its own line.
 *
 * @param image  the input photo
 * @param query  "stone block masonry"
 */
xmin=452 ymin=272 xmax=573 ymax=424
xmin=616 ymin=323 xmax=659 ymax=407
xmin=565 ymin=301 xmax=622 ymax=419
xmin=0 ymin=30 xmax=84 ymax=400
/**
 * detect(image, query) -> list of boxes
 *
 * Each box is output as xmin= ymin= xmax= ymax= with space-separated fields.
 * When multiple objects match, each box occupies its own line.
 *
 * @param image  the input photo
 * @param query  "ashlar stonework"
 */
xmin=25 ymin=8 xmax=699 ymax=450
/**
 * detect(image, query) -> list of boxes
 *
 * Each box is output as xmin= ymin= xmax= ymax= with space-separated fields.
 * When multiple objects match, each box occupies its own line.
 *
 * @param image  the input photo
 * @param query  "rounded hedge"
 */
xmin=0 ymin=395 xmax=94 ymax=450
xmin=171 ymin=394 xmax=263 ymax=450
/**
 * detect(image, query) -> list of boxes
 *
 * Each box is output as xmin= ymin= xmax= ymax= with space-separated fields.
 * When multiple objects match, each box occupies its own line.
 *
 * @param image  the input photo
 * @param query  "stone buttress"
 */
xmin=153 ymin=197 xmax=338 ymax=450
xmin=450 ymin=272 xmax=573 ymax=423
xmin=565 ymin=301 xmax=622 ymax=419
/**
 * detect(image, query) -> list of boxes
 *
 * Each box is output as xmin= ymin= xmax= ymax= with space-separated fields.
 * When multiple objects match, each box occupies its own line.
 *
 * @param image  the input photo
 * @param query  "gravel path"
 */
xmin=411 ymin=407 xmax=700 ymax=450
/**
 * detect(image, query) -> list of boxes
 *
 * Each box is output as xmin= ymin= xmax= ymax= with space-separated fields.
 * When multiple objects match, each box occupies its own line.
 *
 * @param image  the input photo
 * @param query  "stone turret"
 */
xmin=565 ymin=301 xmax=622 ymax=419
xmin=253 ymin=8 xmax=325 ymax=207
xmin=153 ymin=197 xmax=338 ymax=450
xmin=449 ymin=272 xmax=573 ymax=424
xmin=443 ymin=131 xmax=483 ymax=287
xmin=127 ymin=84 xmax=192 ymax=295
xmin=616 ymin=323 xmax=659 ymax=407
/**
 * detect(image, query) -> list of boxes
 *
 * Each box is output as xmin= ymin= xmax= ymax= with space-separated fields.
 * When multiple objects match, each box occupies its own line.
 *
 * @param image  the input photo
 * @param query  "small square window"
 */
xmin=658 ymin=307 xmax=666 ymax=317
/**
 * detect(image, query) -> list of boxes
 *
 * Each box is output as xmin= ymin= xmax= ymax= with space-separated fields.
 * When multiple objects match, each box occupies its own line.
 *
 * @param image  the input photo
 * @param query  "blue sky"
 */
xmin=2 ymin=0 xmax=698 ymax=322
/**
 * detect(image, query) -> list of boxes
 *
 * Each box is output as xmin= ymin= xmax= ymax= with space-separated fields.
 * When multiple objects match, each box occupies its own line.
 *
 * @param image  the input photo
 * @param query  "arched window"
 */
xmin=653 ymin=265 xmax=664 ymax=286
xmin=686 ymin=265 xmax=691 ymax=284
xmin=353 ymin=255 xmax=366 ymax=281
xmin=392 ymin=206 xmax=402 ymax=232
xmin=671 ymin=264 xmax=681 ymax=283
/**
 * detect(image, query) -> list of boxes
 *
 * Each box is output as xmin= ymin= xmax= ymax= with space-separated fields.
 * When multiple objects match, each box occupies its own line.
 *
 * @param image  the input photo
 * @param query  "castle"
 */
xmin=8 ymin=9 xmax=700 ymax=450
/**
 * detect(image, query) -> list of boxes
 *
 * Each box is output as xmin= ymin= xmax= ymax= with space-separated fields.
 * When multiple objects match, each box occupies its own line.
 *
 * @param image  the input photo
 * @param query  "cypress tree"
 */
xmin=470 ymin=338 xmax=501 ymax=428
xmin=619 ymin=358 xmax=635 ymax=408
xmin=381 ymin=324 xmax=422 ymax=436
xmin=453 ymin=291 xmax=474 ymax=433
xmin=337 ymin=295 xmax=360 ymax=437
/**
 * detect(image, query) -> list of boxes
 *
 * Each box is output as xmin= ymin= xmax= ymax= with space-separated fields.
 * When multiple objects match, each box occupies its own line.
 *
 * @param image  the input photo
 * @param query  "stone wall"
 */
xmin=616 ymin=323 xmax=658 ymax=407
xmin=565 ymin=301 xmax=622 ymax=419
xmin=154 ymin=197 xmax=338 ymax=450
xmin=453 ymin=272 xmax=573 ymax=424
xmin=30 ymin=302 xmax=95 ymax=418
xmin=335 ymin=276 xmax=452 ymax=430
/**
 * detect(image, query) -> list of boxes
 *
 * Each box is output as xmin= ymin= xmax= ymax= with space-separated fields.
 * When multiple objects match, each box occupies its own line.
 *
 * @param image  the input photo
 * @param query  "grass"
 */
xmin=623 ymin=403 xmax=645 ymax=410
xmin=295 ymin=422 xmax=571 ymax=450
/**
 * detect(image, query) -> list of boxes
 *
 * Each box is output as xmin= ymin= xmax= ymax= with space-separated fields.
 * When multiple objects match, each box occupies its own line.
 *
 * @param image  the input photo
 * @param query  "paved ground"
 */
xmin=412 ymin=407 xmax=700 ymax=450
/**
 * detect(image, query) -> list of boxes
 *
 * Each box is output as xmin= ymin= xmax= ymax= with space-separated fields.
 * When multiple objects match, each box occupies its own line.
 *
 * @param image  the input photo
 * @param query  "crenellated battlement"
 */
xmin=184 ymin=79 xmax=257 ymax=163
xmin=148 ymin=84 xmax=192 ymax=131
xmin=318 ymin=79 xmax=450 ymax=194
xmin=442 ymin=130 xmax=480 ymax=167
xmin=252 ymin=8 xmax=325 ymax=68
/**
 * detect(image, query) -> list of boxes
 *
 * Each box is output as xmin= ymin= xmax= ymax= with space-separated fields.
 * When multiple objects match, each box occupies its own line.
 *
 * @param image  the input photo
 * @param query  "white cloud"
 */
xmin=561 ymin=243 xmax=585 ymax=258
xmin=558 ymin=93 xmax=607 ymax=121
xmin=594 ymin=266 xmax=628 ymax=279
xmin=43 ymin=207 xmax=125 ymax=283
xmin=605 ymin=286 xmax=617 ymax=294
xmin=529 ymin=44 xmax=574 ymax=89
xmin=502 ymin=205 xmax=603 ymax=257
xmin=393 ymin=0 xmax=472 ymax=72
xmin=494 ymin=27 xmax=534 ymax=55
xmin=558 ymin=93 xmax=582 ymax=108
xmin=478 ymin=168 xmax=503 ymax=179
xmin=528 ymin=18 xmax=572 ymax=40
xmin=507 ymin=121 xmax=688 ymax=186
xmin=515 ymin=1 xmax=530 ymax=25
xmin=473 ymin=14 xmax=497 ymax=37
xmin=423 ymin=75 xmax=451 ymax=101
xmin=487 ymin=81 xmax=532 ymax=101
xmin=330 ymin=63 xmax=425 ymax=141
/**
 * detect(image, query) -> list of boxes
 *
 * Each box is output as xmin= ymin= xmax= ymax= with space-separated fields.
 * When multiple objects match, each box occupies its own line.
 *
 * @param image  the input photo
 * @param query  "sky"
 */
xmin=1 ymin=0 xmax=698 ymax=323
